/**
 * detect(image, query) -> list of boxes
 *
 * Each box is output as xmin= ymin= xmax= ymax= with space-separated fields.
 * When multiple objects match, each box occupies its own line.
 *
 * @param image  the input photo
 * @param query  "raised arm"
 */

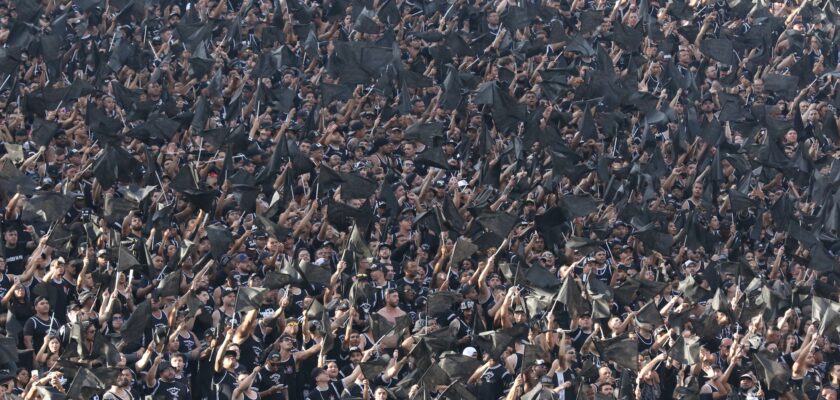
xmin=76 ymin=256 xmax=91 ymax=288
xmin=146 ymin=353 xmax=162 ymax=388
xmin=232 ymin=367 xmax=261 ymax=400
xmin=792 ymin=327 xmax=816 ymax=378
xmin=97 ymin=290 xmax=119 ymax=326
xmin=233 ymin=309 xmax=259 ymax=344
xmin=468 ymin=359 xmax=494 ymax=385
xmin=1 ymin=279 xmax=20 ymax=305
xmin=215 ymin=330 xmax=233 ymax=373
xmin=341 ymin=365 xmax=362 ymax=388
xmin=292 ymin=337 xmax=323 ymax=362
xmin=382 ymin=349 xmax=408 ymax=382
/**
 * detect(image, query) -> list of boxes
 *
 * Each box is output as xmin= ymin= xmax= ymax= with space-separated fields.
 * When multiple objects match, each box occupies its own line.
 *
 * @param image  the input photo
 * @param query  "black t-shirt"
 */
xmin=143 ymin=310 xmax=168 ymax=347
xmin=147 ymin=379 xmax=190 ymax=400
xmin=23 ymin=315 xmax=59 ymax=351
xmin=47 ymin=278 xmax=76 ymax=324
xmin=551 ymin=368 xmax=577 ymax=400
xmin=9 ymin=299 xmax=33 ymax=338
xmin=239 ymin=334 xmax=264 ymax=370
xmin=194 ymin=351 xmax=214 ymax=400
xmin=3 ymin=244 xmax=28 ymax=275
xmin=193 ymin=302 xmax=215 ymax=341
xmin=278 ymin=354 xmax=304 ymax=400
xmin=212 ymin=369 xmax=237 ymax=400
xmin=570 ymin=327 xmax=592 ymax=351
xmin=175 ymin=332 xmax=198 ymax=354
xmin=470 ymin=364 xmax=511 ymax=400
xmin=257 ymin=367 xmax=286 ymax=400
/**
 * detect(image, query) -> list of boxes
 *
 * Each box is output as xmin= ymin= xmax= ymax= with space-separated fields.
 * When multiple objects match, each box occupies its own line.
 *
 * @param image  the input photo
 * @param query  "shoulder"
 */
xmin=499 ymin=367 xmax=512 ymax=378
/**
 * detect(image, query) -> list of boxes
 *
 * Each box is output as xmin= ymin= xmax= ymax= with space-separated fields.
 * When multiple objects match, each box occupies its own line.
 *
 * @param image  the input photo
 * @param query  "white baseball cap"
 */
xmin=462 ymin=347 xmax=478 ymax=358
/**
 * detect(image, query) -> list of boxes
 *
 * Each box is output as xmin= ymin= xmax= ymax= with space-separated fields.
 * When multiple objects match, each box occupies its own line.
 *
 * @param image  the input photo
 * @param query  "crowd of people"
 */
xmin=1 ymin=0 xmax=840 ymax=399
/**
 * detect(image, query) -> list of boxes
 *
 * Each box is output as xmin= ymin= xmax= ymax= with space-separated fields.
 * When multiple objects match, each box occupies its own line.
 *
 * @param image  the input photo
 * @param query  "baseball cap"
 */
xmin=462 ymin=347 xmax=478 ymax=357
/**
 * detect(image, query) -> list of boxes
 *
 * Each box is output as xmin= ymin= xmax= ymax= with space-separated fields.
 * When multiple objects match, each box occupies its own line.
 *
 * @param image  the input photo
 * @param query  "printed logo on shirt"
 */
xmin=482 ymin=371 xmax=495 ymax=382
xmin=181 ymin=339 xmax=196 ymax=351
xmin=260 ymin=308 xmax=276 ymax=319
